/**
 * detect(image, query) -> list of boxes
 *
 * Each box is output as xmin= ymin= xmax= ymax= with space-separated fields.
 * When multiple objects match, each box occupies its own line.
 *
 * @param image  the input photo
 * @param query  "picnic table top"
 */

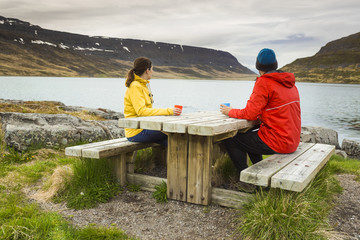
xmin=118 ymin=111 xmax=255 ymax=136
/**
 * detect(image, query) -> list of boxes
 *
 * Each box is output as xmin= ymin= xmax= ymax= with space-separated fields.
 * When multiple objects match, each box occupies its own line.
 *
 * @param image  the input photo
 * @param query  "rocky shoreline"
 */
xmin=1 ymin=99 xmax=359 ymax=159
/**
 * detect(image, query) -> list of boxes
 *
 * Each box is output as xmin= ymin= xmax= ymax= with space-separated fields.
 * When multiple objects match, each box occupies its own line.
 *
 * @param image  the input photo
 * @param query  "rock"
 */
xmin=0 ymin=112 xmax=124 ymax=151
xmin=342 ymin=139 xmax=360 ymax=159
xmin=60 ymin=106 xmax=124 ymax=120
xmin=335 ymin=149 xmax=348 ymax=159
xmin=300 ymin=126 xmax=340 ymax=149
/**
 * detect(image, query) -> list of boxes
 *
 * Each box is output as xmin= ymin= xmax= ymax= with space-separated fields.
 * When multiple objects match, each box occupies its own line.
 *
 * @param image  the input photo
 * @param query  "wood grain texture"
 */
xmin=65 ymin=138 xmax=127 ymax=157
xmin=240 ymin=143 xmax=315 ymax=186
xmin=127 ymin=173 xmax=252 ymax=208
xmin=167 ymin=133 xmax=188 ymax=202
xmin=271 ymin=143 xmax=335 ymax=192
xmin=187 ymin=135 xmax=213 ymax=205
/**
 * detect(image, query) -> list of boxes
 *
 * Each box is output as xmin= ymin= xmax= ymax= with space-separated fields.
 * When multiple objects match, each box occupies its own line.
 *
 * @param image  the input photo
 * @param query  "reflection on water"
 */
xmin=0 ymin=76 xmax=359 ymax=144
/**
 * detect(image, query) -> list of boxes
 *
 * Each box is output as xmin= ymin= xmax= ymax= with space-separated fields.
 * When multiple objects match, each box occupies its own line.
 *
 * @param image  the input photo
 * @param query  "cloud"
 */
xmin=1 ymin=0 xmax=360 ymax=71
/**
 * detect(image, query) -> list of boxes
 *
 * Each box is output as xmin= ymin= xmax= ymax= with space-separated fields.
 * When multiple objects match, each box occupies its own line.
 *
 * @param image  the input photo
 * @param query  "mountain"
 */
xmin=0 ymin=16 xmax=255 ymax=79
xmin=281 ymin=32 xmax=360 ymax=84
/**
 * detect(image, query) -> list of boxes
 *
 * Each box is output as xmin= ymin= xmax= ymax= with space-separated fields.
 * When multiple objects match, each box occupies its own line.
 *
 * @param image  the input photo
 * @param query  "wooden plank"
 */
xmin=163 ymin=114 xmax=228 ymax=133
xmin=187 ymin=135 xmax=213 ymax=205
xmin=107 ymin=152 xmax=129 ymax=186
xmin=118 ymin=111 xmax=219 ymax=129
xmin=188 ymin=118 xmax=255 ymax=136
xmin=211 ymin=187 xmax=253 ymax=208
xmin=126 ymin=173 xmax=252 ymax=208
xmin=126 ymin=174 xmax=251 ymax=207
xmin=127 ymin=173 xmax=166 ymax=192
xmin=139 ymin=111 xmax=224 ymax=131
xmin=82 ymin=141 xmax=158 ymax=158
xmin=213 ymin=130 xmax=238 ymax=143
xmin=65 ymin=138 xmax=128 ymax=157
xmin=167 ymin=133 xmax=188 ymax=202
xmin=240 ymin=143 xmax=315 ymax=187
xmin=271 ymin=143 xmax=335 ymax=192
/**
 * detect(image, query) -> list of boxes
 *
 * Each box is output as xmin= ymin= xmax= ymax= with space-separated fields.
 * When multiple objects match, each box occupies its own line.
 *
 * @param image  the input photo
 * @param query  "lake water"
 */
xmin=1 ymin=76 xmax=359 ymax=144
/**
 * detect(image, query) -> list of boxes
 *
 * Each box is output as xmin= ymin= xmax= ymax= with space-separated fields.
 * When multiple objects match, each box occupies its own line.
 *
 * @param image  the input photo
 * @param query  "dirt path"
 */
xmin=33 ymin=174 xmax=360 ymax=240
xmin=329 ymin=174 xmax=360 ymax=240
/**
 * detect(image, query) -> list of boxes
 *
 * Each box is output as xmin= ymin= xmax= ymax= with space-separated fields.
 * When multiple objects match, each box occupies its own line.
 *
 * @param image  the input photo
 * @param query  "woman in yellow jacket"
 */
xmin=124 ymin=57 xmax=181 ymax=146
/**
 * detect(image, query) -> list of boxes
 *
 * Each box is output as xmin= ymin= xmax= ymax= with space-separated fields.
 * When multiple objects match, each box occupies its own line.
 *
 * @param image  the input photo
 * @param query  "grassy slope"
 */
xmin=281 ymin=32 xmax=360 ymax=84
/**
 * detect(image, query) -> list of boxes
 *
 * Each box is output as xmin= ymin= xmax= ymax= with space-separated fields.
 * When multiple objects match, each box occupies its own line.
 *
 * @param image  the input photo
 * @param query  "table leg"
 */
xmin=167 ymin=133 xmax=188 ymax=201
xmin=187 ymin=135 xmax=213 ymax=205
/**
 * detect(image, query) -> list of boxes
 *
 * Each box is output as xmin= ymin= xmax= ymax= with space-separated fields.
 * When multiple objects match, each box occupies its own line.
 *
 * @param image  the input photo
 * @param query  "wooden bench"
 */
xmin=240 ymin=142 xmax=335 ymax=192
xmin=65 ymin=138 xmax=160 ymax=186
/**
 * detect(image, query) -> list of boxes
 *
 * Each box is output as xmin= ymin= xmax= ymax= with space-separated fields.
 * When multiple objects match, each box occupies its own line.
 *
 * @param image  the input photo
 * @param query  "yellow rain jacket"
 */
xmin=124 ymin=74 xmax=173 ymax=138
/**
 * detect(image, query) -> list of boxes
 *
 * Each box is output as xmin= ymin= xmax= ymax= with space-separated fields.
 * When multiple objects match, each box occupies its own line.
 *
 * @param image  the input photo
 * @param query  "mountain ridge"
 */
xmin=0 ymin=16 xmax=255 ymax=79
xmin=281 ymin=32 xmax=360 ymax=84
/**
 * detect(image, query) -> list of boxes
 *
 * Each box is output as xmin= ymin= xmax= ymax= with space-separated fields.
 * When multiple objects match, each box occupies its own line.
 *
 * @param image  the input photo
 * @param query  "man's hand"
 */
xmin=220 ymin=104 xmax=232 ymax=116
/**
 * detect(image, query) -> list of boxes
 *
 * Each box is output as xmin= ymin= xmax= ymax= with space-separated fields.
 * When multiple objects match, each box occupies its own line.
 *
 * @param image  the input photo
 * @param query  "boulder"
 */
xmin=335 ymin=149 xmax=348 ymax=159
xmin=300 ymin=126 xmax=340 ymax=149
xmin=0 ymin=112 xmax=124 ymax=151
xmin=342 ymin=139 xmax=360 ymax=159
xmin=60 ymin=105 xmax=124 ymax=120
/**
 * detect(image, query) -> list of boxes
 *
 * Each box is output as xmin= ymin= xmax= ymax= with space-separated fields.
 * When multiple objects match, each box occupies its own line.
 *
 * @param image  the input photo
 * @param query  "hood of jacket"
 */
xmin=126 ymin=74 xmax=149 ymax=87
xmin=260 ymin=72 xmax=295 ymax=88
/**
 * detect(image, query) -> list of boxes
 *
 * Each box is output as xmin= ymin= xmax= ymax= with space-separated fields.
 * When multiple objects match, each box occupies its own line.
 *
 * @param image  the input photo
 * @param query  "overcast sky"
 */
xmin=2 ymin=0 xmax=360 ymax=71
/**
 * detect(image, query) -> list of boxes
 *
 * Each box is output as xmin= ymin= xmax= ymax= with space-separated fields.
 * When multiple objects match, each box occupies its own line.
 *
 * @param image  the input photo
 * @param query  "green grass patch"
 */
xmin=16 ymin=160 xmax=58 ymax=183
xmin=127 ymin=183 xmax=141 ymax=192
xmin=152 ymin=181 xmax=168 ymax=203
xmin=55 ymin=158 xmax=122 ymax=209
xmin=236 ymin=158 xmax=343 ymax=240
xmin=1 ymin=148 xmax=36 ymax=164
xmin=74 ymin=225 xmax=137 ymax=240
xmin=134 ymin=147 xmax=156 ymax=173
xmin=327 ymin=155 xmax=360 ymax=180
xmin=0 ymin=192 xmax=135 ymax=240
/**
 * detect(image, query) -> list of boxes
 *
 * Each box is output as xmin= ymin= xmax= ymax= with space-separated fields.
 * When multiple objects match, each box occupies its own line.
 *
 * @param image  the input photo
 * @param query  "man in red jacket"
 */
xmin=220 ymin=48 xmax=301 ymax=190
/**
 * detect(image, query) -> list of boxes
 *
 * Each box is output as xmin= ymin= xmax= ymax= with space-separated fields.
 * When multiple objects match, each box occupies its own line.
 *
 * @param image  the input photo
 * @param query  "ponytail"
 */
xmin=125 ymin=57 xmax=152 ymax=88
xmin=125 ymin=68 xmax=136 ymax=87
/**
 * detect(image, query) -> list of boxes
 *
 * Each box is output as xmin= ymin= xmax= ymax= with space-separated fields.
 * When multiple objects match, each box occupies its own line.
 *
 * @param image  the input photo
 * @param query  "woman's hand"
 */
xmin=220 ymin=104 xmax=232 ymax=116
xmin=173 ymin=107 xmax=182 ymax=116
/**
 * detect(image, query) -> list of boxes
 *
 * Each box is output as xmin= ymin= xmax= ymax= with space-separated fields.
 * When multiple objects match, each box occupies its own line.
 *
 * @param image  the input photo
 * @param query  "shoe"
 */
xmin=234 ymin=181 xmax=257 ymax=193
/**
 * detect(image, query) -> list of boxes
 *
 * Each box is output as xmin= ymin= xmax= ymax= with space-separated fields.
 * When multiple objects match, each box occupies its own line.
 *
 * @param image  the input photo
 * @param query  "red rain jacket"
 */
xmin=228 ymin=72 xmax=301 ymax=153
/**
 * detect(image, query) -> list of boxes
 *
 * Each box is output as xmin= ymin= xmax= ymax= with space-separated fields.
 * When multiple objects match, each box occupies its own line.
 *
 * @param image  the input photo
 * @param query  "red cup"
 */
xmin=174 ymin=105 xmax=183 ymax=110
xmin=174 ymin=105 xmax=183 ymax=116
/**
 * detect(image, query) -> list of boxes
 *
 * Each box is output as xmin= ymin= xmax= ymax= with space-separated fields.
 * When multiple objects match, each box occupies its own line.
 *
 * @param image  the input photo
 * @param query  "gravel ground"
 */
xmin=39 ymin=191 xmax=240 ymax=240
xmin=329 ymin=174 xmax=360 ymax=240
xmin=32 ymin=174 xmax=360 ymax=240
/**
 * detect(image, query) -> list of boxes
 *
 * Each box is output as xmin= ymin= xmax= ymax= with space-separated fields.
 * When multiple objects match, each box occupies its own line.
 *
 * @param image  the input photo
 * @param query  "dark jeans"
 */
xmin=223 ymin=129 xmax=276 ymax=171
xmin=127 ymin=129 xmax=168 ymax=147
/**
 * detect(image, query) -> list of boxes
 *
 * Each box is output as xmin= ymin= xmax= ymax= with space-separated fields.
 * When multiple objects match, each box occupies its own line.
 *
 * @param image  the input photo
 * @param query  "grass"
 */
xmin=235 ymin=155 xmax=359 ymax=240
xmin=152 ymin=181 xmax=168 ymax=203
xmin=0 ymin=101 xmax=105 ymax=121
xmin=0 ymin=192 xmax=136 ymax=240
xmin=0 ymin=132 xmax=136 ymax=239
xmin=54 ymin=158 xmax=122 ymax=210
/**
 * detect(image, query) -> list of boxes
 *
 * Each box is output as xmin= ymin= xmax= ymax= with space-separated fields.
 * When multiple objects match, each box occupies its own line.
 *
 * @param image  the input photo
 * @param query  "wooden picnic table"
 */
xmin=118 ymin=111 xmax=256 ymax=205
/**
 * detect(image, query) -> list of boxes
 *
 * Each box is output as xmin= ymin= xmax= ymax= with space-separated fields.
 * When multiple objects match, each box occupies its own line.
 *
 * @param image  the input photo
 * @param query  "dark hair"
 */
xmin=125 ymin=57 xmax=152 ymax=87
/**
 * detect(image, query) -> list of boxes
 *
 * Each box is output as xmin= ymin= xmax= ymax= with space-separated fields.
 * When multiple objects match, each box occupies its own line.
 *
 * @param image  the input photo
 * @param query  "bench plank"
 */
xmin=82 ymin=141 xmax=158 ymax=159
xmin=240 ymin=143 xmax=315 ymax=186
xmin=271 ymin=143 xmax=335 ymax=192
xmin=65 ymin=138 xmax=128 ymax=157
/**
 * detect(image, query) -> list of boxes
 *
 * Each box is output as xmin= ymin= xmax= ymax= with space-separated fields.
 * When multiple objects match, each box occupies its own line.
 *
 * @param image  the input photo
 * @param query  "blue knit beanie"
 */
xmin=256 ymin=48 xmax=278 ymax=72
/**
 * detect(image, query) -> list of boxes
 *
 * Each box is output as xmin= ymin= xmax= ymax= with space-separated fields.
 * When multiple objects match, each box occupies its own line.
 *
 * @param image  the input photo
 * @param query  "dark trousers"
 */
xmin=127 ymin=129 xmax=168 ymax=147
xmin=223 ymin=129 xmax=276 ymax=171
